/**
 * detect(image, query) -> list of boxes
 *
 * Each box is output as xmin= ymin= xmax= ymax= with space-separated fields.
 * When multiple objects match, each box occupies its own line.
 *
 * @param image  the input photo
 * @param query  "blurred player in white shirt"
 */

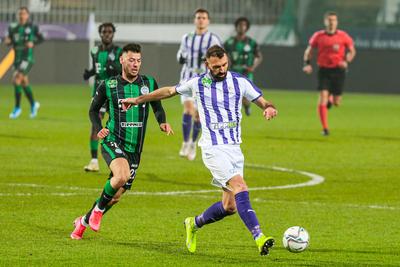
xmin=177 ymin=8 xmax=221 ymax=161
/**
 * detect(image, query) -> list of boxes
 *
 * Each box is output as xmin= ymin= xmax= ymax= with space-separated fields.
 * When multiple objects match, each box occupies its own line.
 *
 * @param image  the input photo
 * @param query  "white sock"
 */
xmin=81 ymin=217 xmax=89 ymax=227
xmin=94 ymin=205 xmax=105 ymax=213
xmin=91 ymin=158 xmax=98 ymax=164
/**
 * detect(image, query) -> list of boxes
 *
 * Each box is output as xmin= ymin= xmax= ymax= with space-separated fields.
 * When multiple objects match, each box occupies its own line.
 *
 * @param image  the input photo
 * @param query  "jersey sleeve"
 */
xmin=89 ymin=81 xmax=107 ymax=132
xmin=241 ymin=77 xmax=262 ymax=102
xmin=7 ymin=25 xmax=12 ymax=39
xmin=224 ymin=37 xmax=233 ymax=53
xmin=309 ymin=32 xmax=320 ymax=48
xmin=253 ymin=41 xmax=261 ymax=56
xmin=175 ymin=77 xmax=196 ymax=97
xmin=210 ymin=33 xmax=222 ymax=47
xmin=344 ymin=32 xmax=354 ymax=49
xmin=33 ymin=24 xmax=44 ymax=45
xmin=177 ymin=34 xmax=188 ymax=62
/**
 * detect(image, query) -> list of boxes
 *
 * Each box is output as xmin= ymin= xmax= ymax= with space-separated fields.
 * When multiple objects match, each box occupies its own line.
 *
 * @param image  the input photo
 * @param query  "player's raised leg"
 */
xmin=9 ymin=72 xmax=23 ymax=119
xmin=318 ymin=89 xmax=330 ymax=136
xmin=88 ymin=157 xmax=130 ymax=231
xmin=184 ymin=189 xmax=236 ymax=253
xmin=71 ymin=186 xmax=126 ymax=240
xmin=228 ymin=175 xmax=275 ymax=255
xmin=333 ymin=95 xmax=342 ymax=107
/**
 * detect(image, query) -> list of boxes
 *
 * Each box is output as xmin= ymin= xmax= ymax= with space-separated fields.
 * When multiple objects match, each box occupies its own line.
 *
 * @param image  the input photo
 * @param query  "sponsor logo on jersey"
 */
xmin=333 ymin=44 xmax=340 ymax=51
xmin=115 ymin=148 xmax=123 ymax=154
xmin=25 ymin=27 xmax=31 ymax=34
xmin=244 ymin=44 xmax=251 ymax=52
xmin=201 ymin=76 xmax=212 ymax=88
xmin=210 ymin=121 xmax=237 ymax=130
xmin=140 ymin=85 xmax=149 ymax=95
xmin=91 ymin=46 xmax=99 ymax=54
xmin=120 ymin=122 xmax=143 ymax=128
xmin=107 ymin=79 xmax=117 ymax=88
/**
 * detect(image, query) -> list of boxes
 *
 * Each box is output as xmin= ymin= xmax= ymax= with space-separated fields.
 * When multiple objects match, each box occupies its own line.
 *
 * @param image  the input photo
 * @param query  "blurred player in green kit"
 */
xmin=4 ymin=6 xmax=43 ymax=119
xmin=224 ymin=17 xmax=263 ymax=116
xmin=83 ymin=22 xmax=122 ymax=172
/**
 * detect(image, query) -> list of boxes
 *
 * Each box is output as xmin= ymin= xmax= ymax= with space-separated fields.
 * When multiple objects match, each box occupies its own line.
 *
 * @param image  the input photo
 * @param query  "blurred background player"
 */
xmin=177 ymin=8 xmax=221 ymax=160
xmin=4 ymin=6 xmax=43 ymax=119
xmin=225 ymin=17 xmax=263 ymax=116
xmin=71 ymin=43 xmax=173 ymax=240
xmin=303 ymin=11 xmax=356 ymax=136
xmin=83 ymin=22 xmax=122 ymax=172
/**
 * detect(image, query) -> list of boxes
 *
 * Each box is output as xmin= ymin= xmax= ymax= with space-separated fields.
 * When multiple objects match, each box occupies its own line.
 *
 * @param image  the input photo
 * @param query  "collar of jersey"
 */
xmin=118 ymin=74 xmax=143 ymax=86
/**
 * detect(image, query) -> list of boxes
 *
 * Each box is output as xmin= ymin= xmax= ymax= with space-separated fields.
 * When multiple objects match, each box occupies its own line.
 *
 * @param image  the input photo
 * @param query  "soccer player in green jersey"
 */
xmin=71 ymin=43 xmax=173 ymax=240
xmin=83 ymin=22 xmax=122 ymax=172
xmin=4 ymin=6 xmax=43 ymax=119
xmin=224 ymin=17 xmax=263 ymax=116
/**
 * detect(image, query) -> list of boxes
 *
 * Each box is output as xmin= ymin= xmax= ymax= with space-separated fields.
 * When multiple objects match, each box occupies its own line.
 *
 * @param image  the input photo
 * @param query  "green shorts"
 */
xmin=101 ymin=140 xmax=141 ymax=190
xmin=14 ymin=60 xmax=34 ymax=75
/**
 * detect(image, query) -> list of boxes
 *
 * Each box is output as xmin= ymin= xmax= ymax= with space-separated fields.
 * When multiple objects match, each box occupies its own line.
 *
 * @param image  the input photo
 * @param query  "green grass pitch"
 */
xmin=0 ymin=85 xmax=399 ymax=266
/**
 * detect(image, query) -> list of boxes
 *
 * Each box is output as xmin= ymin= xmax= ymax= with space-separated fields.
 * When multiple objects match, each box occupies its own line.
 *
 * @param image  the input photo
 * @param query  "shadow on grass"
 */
xmin=0 ymin=133 xmax=44 ymax=140
xmin=142 ymin=172 xmax=210 ymax=188
xmin=355 ymin=135 xmax=400 ymax=142
xmin=264 ymin=135 xmax=327 ymax=143
xmin=113 ymin=240 xmax=260 ymax=264
xmin=307 ymin=247 xmax=397 ymax=256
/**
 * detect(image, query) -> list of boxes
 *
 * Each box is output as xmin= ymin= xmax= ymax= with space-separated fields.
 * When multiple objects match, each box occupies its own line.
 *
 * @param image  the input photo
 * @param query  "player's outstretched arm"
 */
xmin=303 ymin=45 xmax=313 ymax=74
xmin=253 ymin=96 xmax=277 ymax=121
xmin=121 ymin=86 xmax=177 ymax=109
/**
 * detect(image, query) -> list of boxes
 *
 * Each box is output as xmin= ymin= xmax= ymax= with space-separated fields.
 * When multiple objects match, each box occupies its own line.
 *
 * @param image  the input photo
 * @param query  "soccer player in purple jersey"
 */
xmin=122 ymin=45 xmax=278 ymax=256
xmin=177 ymin=8 xmax=221 ymax=161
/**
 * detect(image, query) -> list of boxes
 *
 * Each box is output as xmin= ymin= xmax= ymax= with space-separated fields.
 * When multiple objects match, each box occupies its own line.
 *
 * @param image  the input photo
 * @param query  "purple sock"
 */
xmin=195 ymin=201 xmax=231 ymax=228
xmin=235 ymin=191 xmax=262 ymax=239
xmin=182 ymin=113 xmax=192 ymax=142
xmin=192 ymin=121 xmax=201 ymax=142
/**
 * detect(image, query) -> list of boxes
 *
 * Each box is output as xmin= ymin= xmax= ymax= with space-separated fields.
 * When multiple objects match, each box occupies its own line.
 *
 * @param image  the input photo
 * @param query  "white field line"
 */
xmin=3 ymin=165 xmax=324 ymax=196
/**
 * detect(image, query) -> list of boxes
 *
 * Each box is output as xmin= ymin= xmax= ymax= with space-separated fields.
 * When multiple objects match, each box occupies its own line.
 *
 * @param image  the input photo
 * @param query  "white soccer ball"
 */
xmin=282 ymin=226 xmax=310 ymax=253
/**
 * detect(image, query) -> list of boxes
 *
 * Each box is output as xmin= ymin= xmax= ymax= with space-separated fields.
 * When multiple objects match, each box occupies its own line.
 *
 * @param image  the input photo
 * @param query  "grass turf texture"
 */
xmin=0 ymin=85 xmax=399 ymax=266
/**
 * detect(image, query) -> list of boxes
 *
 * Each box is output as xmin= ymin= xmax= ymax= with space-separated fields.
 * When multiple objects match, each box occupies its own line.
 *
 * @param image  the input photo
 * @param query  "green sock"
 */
xmin=90 ymin=139 xmax=99 ymax=158
xmin=14 ymin=85 xmax=23 ymax=108
xmin=97 ymin=180 xmax=118 ymax=210
xmin=22 ymin=85 xmax=35 ymax=107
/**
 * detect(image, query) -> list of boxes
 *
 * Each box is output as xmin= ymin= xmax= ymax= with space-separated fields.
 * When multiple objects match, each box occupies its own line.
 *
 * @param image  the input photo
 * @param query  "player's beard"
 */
xmin=211 ymin=71 xmax=227 ymax=82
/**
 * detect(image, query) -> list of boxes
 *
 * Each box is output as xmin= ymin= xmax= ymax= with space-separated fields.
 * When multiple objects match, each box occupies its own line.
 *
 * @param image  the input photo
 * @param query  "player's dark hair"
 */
xmin=194 ymin=8 xmax=210 ymax=19
xmin=206 ymin=45 xmax=226 ymax=59
xmin=235 ymin=17 xmax=250 ymax=30
xmin=19 ymin=6 xmax=30 ymax=13
xmin=324 ymin=11 xmax=338 ymax=18
xmin=122 ymin=43 xmax=141 ymax=54
xmin=98 ymin=22 xmax=116 ymax=34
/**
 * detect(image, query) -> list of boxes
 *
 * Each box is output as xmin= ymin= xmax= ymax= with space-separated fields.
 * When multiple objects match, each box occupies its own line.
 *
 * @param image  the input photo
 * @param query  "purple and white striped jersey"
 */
xmin=177 ymin=31 xmax=222 ymax=82
xmin=176 ymin=71 xmax=262 ymax=147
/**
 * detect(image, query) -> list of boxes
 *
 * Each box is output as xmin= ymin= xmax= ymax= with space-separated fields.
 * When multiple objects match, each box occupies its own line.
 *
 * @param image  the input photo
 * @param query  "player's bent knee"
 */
xmin=112 ymin=173 xmax=130 ymax=187
xmin=224 ymin=205 xmax=237 ymax=215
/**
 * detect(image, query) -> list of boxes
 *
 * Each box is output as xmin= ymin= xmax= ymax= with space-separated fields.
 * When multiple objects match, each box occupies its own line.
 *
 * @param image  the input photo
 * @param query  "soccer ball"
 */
xmin=282 ymin=226 xmax=309 ymax=253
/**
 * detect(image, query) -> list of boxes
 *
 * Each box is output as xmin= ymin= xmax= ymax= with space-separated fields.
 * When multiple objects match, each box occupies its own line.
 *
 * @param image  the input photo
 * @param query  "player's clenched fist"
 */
xmin=97 ymin=128 xmax=109 ymax=139
xmin=264 ymin=106 xmax=277 ymax=120
xmin=120 ymin=98 xmax=139 ymax=110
